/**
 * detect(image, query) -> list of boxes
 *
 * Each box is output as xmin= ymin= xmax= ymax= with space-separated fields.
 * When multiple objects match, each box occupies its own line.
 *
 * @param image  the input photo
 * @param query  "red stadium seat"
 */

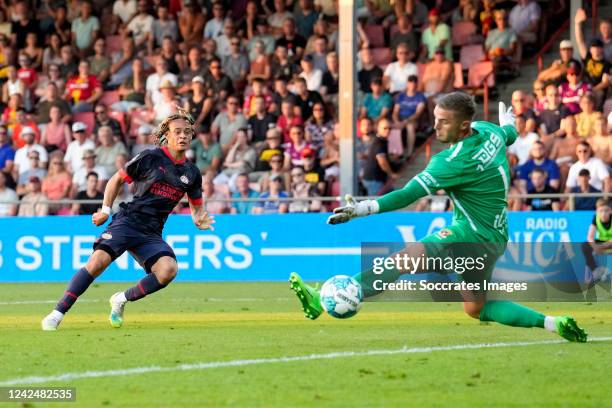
xmin=364 ymin=25 xmax=385 ymax=48
xmin=452 ymin=21 xmax=477 ymax=46
xmin=128 ymin=108 xmax=154 ymax=138
xmin=370 ymin=48 xmax=392 ymax=68
xmin=453 ymin=63 xmax=464 ymax=89
xmin=108 ymin=110 xmax=127 ymax=134
xmin=100 ymin=91 xmax=120 ymax=106
xmin=467 ymin=61 xmax=494 ymax=88
xmin=460 ymin=44 xmax=485 ymax=70
xmin=73 ymin=112 xmax=95 ymax=134
xmin=388 ymin=129 xmax=403 ymax=156
xmin=105 ymin=35 xmax=122 ymax=54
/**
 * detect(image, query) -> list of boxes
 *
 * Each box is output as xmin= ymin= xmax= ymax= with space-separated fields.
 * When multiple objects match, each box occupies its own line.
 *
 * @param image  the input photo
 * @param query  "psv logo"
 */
xmin=180 ymin=175 xmax=189 ymax=184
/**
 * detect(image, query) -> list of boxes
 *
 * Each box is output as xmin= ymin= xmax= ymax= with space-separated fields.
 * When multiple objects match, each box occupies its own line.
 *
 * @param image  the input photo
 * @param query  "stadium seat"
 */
xmin=452 ymin=21 xmax=477 ymax=46
xmin=108 ymin=110 xmax=127 ymax=135
xmin=105 ymin=35 xmax=122 ymax=54
xmin=100 ymin=91 xmax=120 ymax=106
xmin=370 ymin=47 xmax=392 ymax=68
xmin=73 ymin=112 xmax=95 ymax=134
xmin=128 ymin=108 xmax=154 ymax=138
xmin=388 ymin=129 xmax=403 ymax=156
xmin=363 ymin=25 xmax=385 ymax=48
xmin=459 ymin=44 xmax=485 ymax=70
xmin=453 ymin=63 xmax=464 ymax=89
xmin=467 ymin=61 xmax=495 ymax=89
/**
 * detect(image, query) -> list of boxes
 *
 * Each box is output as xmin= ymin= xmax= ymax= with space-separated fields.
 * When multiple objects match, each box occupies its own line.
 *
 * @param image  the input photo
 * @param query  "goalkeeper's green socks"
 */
xmin=479 ymin=301 xmax=545 ymax=328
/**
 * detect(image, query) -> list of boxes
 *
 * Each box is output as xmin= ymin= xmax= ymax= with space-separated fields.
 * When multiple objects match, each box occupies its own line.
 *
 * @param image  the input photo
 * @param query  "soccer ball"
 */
xmin=320 ymin=275 xmax=363 ymax=319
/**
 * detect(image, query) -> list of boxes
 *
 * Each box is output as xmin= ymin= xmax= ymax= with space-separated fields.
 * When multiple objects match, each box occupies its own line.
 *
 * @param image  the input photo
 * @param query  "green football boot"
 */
xmin=555 ymin=316 xmax=588 ymax=343
xmin=289 ymin=272 xmax=323 ymax=320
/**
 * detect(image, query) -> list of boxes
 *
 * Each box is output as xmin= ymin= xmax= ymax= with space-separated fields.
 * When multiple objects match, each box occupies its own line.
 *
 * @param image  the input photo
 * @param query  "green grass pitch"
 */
xmin=1 ymin=282 xmax=611 ymax=407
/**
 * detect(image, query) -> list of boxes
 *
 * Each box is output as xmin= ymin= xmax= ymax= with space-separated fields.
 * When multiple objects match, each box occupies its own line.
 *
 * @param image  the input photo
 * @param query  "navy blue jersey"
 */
xmin=117 ymin=147 xmax=202 ymax=234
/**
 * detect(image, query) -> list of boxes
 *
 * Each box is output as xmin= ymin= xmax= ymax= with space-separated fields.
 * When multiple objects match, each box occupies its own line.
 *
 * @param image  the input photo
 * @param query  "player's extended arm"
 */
xmin=189 ymin=202 xmax=215 ymax=231
xmin=327 ymin=178 xmax=427 ymax=225
xmin=92 ymin=172 xmax=125 ymax=226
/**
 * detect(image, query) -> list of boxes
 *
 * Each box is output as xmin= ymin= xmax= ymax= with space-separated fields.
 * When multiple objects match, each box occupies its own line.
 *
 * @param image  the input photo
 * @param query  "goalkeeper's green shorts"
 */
xmin=419 ymin=224 xmax=507 ymax=285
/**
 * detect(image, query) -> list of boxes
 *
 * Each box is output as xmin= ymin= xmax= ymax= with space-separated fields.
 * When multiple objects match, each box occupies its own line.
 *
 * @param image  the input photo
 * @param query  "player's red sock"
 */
xmin=55 ymin=267 xmax=95 ymax=314
xmin=124 ymin=273 xmax=167 ymax=302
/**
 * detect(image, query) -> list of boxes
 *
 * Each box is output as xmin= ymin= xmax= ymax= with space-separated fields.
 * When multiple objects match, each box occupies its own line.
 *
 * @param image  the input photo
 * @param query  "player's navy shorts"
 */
xmin=93 ymin=212 xmax=176 ymax=273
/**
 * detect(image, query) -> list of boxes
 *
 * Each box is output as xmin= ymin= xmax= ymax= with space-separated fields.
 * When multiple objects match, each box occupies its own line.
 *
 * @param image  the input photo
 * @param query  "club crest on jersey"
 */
xmin=436 ymin=228 xmax=453 ymax=239
xmin=180 ymin=175 xmax=189 ymax=184
xmin=101 ymin=233 xmax=112 ymax=240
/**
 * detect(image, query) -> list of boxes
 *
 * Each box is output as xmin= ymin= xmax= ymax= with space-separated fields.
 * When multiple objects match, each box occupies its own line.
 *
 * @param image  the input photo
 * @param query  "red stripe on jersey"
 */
xmin=161 ymin=146 xmax=187 ymax=164
xmin=64 ymin=291 xmax=78 ymax=299
xmin=189 ymin=197 xmax=203 ymax=206
xmin=138 ymin=282 xmax=145 ymax=295
xmin=119 ymin=169 xmax=133 ymax=184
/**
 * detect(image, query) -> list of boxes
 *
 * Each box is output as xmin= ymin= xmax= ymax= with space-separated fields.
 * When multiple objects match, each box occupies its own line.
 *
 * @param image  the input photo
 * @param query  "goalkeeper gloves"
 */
xmin=498 ymin=101 xmax=516 ymax=128
xmin=327 ymin=194 xmax=379 ymax=225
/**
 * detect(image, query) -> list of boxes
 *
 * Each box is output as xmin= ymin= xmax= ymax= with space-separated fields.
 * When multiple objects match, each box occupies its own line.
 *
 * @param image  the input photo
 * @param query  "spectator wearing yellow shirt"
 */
xmin=576 ymin=94 xmax=600 ymax=138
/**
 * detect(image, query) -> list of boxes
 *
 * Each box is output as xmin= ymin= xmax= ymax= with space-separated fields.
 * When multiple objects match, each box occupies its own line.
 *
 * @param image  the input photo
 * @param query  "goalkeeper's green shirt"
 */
xmin=376 ymin=121 xmax=518 ymax=243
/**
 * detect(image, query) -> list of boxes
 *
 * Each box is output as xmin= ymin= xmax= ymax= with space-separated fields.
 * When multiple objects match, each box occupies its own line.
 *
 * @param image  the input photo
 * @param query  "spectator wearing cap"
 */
xmin=508 ymin=115 xmax=539 ymax=167
xmin=127 ymin=0 xmax=154 ymax=51
xmin=508 ymin=0 xmax=541 ymax=46
xmin=302 ymin=146 xmax=326 ymax=195
xmin=421 ymin=8 xmax=452 ymax=62
xmin=71 ymin=149 xmax=108 ymax=196
xmin=383 ymin=43 xmax=418 ymax=94
xmin=575 ymin=9 xmax=611 ymax=101
xmin=565 ymin=142 xmax=610 ymax=194
xmin=132 ymin=125 xmax=156 ymax=156
xmin=35 ymin=82 xmax=72 ymax=125
xmin=248 ymin=40 xmax=272 ymax=83
xmin=516 ymin=141 xmax=560 ymax=193
xmin=212 ymin=95 xmax=248 ymax=154
xmin=12 ymin=110 xmax=41 ymax=149
xmin=230 ymin=172 xmax=259 ymax=214
xmin=17 ymin=175 xmax=48 ymax=216
xmin=525 ymin=168 xmax=560 ymax=211
xmin=184 ymin=76 xmax=214 ymax=132
xmin=14 ymin=126 xmax=47 ymax=176
xmin=153 ymin=79 xmax=179 ymax=123
xmin=558 ymin=63 xmax=592 ymax=115
xmin=539 ymin=84 xmax=570 ymax=142
xmin=95 ymin=125 xmax=128 ymax=175
xmin=268 ymin=0 xmax=293 ymax=35
xmin=537 ymin=40 xmax=582 ymax=85
xmin=0 ymin=126 xmax=14 ymax=174
xmin=277 ymin=17 xmax=306 ymax=62
xmin=65 ymin=60 xmax=102 ymax=113
xmin=151 ymin=4 xmax=179 ymax=50
xmin=576 ymin=95 xmax=601 ymax=138
xmin=145 ymin=57 xmax=178 ymax=110
xmin=391 ymin=14 xmax=418 ymax=59
xmin=204 ymin=57 xmax=234 ymax=104
xmin=71 ymin=1 xmax=100 ymax=57
xmin=15 ymin=150 xmax=47 ymax=196
xmin=64 ymin=122 xmax=95 ymax=173
xmin=204 ymin=1 xmax=226 ymax=39
xmin=0 ymin=171 xmax=17 ymax=216
xmin=293 ymin=76 xmax=324 ymax=121
xmin=178 ymin=2 xmax=206 ymax=46
xmin=254 ymin=174 xmax=289 ymax=214
xmin=392 ymin=75 xmax=426 ymax=158
xmin=284 ymin=125 xmax=312 ymax=169
xmin=360 ymin=78 xmax=392 ymax=121
xmin=247 ymin=95 xmax=277 ymax=145
xmin=485 ymin=9 xmax=519 ymax=71
xmin=305 ymin=101 xmax=333 ymax=149
xmin=570 ymin=169 xmax=601 ymax=211
xmin=190 ymin=129 xmax=221 ymax=175
xmin=276 ymin=98 xmax=304 ymax=143
xmin=362 ymin=118 xmax=398 ymax=196
xmin=112 ymin=57 xmax=146 ymax=112
xmin=358 ymin=47 xmax=383 ymax=94
xmin=71 ymin=171 xmax=104 ymax=215
xmin=223 ymin=36 xmax=250 ymax=89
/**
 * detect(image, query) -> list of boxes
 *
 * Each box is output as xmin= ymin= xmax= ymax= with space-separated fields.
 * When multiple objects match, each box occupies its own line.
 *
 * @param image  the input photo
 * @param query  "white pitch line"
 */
xmin=2 ymin=337 xmax=611 ymax=386
xmin=0 ymin=299 xmax=100 ymax=306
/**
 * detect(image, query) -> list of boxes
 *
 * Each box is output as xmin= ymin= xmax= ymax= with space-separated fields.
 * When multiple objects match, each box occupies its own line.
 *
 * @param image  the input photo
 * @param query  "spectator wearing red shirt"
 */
xmin=17 ymin=54 xmax=37 ymax=111
xmin=242 ymin=78 xmax=273 ymax=117
xmin=276 ymin=98 xmax=303 ymax=143
xmin=65 ymin=60 xmax=102 ymax=113
xmin=559 ymin=62 xmax=592 ymax=115
xmin=12 ymin=108 xmax=41 ymax=149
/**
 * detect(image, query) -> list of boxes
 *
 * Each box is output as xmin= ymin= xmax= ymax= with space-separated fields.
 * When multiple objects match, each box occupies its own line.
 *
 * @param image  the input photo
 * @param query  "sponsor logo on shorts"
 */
xmin=101 ymin=233 xmax=112 ymax=240
xmin=180 ymin=175 xmax=189 ymax=184
xmin=436 ymin=228 xmax=453 ymax=239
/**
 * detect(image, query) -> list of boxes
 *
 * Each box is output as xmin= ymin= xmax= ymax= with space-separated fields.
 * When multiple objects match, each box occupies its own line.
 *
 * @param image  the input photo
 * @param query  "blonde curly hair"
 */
xmin=153 ymin=106 xmax=195 ymax=146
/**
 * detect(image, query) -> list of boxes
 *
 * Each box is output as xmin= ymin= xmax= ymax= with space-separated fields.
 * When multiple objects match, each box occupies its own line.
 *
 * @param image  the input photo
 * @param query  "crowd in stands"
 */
xmin=0 ymin=0 xmax=609 ymax=217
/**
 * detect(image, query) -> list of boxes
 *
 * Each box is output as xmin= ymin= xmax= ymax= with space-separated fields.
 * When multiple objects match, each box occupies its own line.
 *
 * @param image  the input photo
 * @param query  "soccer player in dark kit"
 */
xmin=41 ymin=110 xmax=215 ymax=330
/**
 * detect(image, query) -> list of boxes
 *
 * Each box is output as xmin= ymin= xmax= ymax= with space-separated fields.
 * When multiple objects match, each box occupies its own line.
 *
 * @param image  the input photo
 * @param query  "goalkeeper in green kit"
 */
xmin=289 ymin=92 xmax=587 ymax=342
